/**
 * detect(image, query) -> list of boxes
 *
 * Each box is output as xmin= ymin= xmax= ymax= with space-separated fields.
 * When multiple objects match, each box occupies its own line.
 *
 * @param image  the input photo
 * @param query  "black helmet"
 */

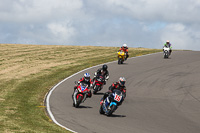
xmin=102 ymin=64 xmax=108 ymax=71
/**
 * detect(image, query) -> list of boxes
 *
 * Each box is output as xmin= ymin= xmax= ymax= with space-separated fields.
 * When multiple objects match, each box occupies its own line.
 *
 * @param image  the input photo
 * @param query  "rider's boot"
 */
xmin=100 ymin=98 xmax=103 ymax=105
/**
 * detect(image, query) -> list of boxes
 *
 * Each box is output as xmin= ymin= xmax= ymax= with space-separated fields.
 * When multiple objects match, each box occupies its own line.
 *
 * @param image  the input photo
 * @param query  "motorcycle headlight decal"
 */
xmin=81 ymin=86 xmax=86 ymax=91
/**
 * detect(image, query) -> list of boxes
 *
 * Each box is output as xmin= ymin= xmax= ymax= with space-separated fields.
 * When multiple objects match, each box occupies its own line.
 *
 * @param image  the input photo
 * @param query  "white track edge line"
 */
xmin=45 ymin=52 xmax=161 ymax=133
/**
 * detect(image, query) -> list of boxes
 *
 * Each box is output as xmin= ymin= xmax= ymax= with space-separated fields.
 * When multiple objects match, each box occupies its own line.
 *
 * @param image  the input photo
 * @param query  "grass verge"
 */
xmin=0 ymin=44 xmax=161 ymax=132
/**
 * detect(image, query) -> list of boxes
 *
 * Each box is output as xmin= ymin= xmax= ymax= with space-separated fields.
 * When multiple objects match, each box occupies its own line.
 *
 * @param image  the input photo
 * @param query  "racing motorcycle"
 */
xmin=92 ymin=75 xmax=105 ymax=94
xmin=99 ymin=90 xmax=123 ymax=116
xmin=72 ymin=82 xmax=91 ymax=108
xmin=163 ymin=46 xmax=170 ymax=58
xmin=117 ymin=51 xmax=125 ymax=64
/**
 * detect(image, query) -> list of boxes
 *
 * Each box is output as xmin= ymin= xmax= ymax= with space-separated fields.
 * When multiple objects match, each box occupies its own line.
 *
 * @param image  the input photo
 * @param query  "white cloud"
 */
xmin=0 ymin=0 xmax=200 ymax=50
xmin=102 ymin=0 xmax=200 ymax=23
xmin=0 ymin=0 xmax=84 ymax=23
xmin=47 ymin=22 xmax=76 ymax=43
xmin=160 ymin=23 xmax=200 ymax=50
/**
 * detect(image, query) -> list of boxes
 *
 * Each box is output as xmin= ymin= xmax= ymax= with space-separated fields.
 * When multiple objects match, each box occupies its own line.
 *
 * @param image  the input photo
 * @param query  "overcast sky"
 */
xmin=0 ymin=0 xmax=200 ymax=50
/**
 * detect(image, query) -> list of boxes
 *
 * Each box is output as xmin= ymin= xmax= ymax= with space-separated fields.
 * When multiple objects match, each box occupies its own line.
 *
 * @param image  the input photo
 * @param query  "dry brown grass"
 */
xmin=0 ymin=44 xmax=154 ymax=82
xmin=0 ymin=44 xmax=88 ymax=81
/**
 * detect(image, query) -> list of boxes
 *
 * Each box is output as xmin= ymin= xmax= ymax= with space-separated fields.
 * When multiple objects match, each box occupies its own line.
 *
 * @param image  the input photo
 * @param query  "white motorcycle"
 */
xmin=163 ymin=46 xmax=170 ymax=58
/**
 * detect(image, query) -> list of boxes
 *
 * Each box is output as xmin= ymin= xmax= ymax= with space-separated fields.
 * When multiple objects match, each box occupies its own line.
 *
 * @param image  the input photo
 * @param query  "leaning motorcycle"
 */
xmin=92 ymin=75 xmax=105 ymax=94
xmin=163 ymin=46 xmax=170 ymax=58
xmin=72 ymin=82 xmax=91 ymax=108
xmin=99 ymin=90 xmax=123 ymax=116
xmin=117 ymin=51 xmax=125 ymax=64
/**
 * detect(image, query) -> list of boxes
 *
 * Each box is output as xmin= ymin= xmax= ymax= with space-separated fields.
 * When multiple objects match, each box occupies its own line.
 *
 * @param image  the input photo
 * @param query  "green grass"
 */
xmin=0 ymin=44 xmax=161 ymax=132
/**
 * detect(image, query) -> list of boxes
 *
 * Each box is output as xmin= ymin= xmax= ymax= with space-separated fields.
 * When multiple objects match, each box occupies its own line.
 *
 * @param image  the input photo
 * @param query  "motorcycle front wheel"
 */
xmin=99 ymin=105 xmax=104 ymax=114
xmin=75 ymin=95 xmax=82 ymax=108
xmin=107 ymin=105 xmax=117 ymax=116
xmin=164 ymin=54 xmax=168 ymax=58
xmin=93 ymin=85 xmax=98 ymax=94
xmin=118 ymin=58 xmax=122 ymax=64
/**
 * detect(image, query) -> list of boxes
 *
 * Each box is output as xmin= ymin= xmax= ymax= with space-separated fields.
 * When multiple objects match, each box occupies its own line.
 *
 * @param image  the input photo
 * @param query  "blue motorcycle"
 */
xmin=99 ymin=90 xmax=123 ymax=116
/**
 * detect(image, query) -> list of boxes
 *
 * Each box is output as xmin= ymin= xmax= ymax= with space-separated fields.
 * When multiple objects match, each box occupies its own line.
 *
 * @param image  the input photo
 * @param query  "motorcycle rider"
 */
xmin=100 ymin=77 xmax=126 ymax=105
xmin=93 ymin=64 xmax=109 ymax=85
xmin=73 ymin=73 xmax=92 ymax=98
xmin=163 ymin=40 xmax=172 ymax=55
xmin=118 ymin=44 xmax=129 ymax=60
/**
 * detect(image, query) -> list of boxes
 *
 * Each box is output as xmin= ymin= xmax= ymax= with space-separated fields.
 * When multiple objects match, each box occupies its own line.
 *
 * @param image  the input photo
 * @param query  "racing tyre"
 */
xmin=118 ymin=58 xmax=122 ymax=64
xmin=75 ymin=95 xmax=82 ymax=108
xmin=99 ymin=105 xmax=104 ymax=114
xmin=164 ymin=52 xmax=169 ymax=59
xmin=93 ymin=85 xmax=98 ymax=94
xmin=107 ymin=105 xmax=116 ymax=116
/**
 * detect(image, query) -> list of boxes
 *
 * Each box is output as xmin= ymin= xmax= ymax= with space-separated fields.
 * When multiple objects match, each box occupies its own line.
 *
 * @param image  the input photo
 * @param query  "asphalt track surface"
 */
xmin=47 ymin=51 xmax=200 ymax=133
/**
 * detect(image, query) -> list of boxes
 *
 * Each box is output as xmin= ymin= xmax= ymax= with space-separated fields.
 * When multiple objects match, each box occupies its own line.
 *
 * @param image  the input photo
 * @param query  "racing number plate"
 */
xmin=114 ymin=94 xmax=122 ymax=102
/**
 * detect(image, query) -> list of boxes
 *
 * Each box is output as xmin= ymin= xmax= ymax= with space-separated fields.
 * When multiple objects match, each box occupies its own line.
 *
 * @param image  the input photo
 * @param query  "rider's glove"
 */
xmin=90 ymin=84 xmax=93 ymax=88
xmin=94 ymin=72 xmax=97 ymax=76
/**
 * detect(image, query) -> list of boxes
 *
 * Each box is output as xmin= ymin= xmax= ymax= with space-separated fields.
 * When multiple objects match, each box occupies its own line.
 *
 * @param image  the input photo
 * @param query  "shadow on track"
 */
xmin=93 ymin=92 xmax=104 ymax=95
xmin=118 ymin=63 xmax=128 ymax=65
xmin=76 ymin=105 xmax=93 ymax=109
xmin=163 ymin=57 xmax=171 ymax=59
xmin=106 ymin=114 xmax=126 ymax=118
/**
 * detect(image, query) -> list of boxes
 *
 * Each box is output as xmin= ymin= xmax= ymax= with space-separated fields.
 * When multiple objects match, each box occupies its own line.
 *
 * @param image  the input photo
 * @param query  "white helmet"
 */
xmin=123 ymin=44 xmax=127 ymax=48
xmin=118 ymin=77 xmax=126 ymax=86
xmin=84 ymin=73 xmax=90 ymax=82
xmin=166 ymin=40 xmax=170 ymax=44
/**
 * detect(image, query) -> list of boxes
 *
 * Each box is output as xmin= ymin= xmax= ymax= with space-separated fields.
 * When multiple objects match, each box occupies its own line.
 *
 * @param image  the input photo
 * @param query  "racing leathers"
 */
xmin=94 ymin=68 xmax=109 ymax=84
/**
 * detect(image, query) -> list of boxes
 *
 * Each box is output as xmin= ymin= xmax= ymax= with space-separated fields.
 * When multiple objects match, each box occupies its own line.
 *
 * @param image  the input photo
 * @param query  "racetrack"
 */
xmin=47 ymin=51 xmax=200 ymax=133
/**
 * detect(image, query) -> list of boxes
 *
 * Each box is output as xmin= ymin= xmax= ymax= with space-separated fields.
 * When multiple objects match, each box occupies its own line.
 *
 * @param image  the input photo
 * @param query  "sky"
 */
xmin=0 ymin=0 xmax=200 ymax=50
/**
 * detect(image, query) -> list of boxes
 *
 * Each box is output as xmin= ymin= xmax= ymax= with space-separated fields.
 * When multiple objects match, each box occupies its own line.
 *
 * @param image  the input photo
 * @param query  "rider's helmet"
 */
xmin=123 ymin=44 xmax=127 ymax=49
xmin=84 ymin=73 xmax=90 ymax=82
xmin=118 ymin=77 xmax=126 ymax=86
xmin=102 ymin=64 xmax=108 ymax=71
xmin=166 ymin=40 xmax=170 ymax=44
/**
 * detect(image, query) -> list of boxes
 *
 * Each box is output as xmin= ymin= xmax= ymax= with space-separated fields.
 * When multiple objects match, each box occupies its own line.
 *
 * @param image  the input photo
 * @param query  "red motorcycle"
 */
xmin=72 ymin=82 xmax=91 ymax=108
xmin=92 ymin=75 xmax=105 ymax=94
